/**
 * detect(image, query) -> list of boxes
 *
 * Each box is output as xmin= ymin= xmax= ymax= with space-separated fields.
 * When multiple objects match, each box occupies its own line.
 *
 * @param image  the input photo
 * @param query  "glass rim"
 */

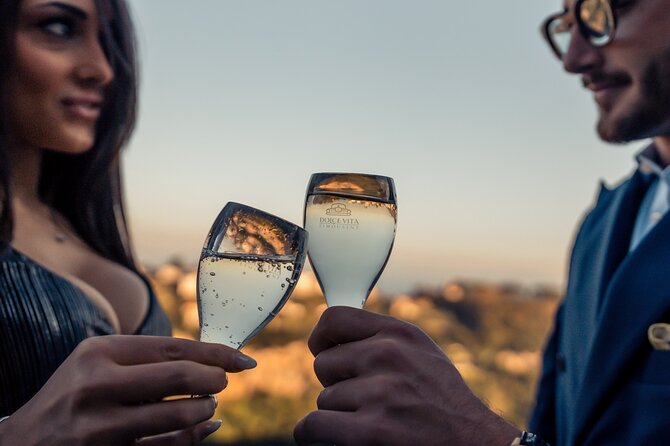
xmin=202 ymin=201 xmax=307 ymax=257
xmin=306 ymin=172 xmax=397 ymax=203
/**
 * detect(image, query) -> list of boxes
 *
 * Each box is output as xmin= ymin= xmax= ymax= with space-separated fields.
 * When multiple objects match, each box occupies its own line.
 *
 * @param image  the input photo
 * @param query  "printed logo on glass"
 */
xmin=320 ymin=202 xmax=359 ymax=230
xmin=325 ymin=203 xmax=352 ymax=216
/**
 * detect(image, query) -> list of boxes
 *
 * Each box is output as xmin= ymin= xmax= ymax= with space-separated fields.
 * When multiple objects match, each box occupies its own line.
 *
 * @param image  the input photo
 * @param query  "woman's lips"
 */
xmin=62 ymin=96 xmax=103 ymax=121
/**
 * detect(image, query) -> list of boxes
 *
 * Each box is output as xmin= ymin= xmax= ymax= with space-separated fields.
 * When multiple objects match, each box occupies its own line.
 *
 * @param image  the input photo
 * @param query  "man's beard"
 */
xmin=597 ymin=48 xmax=670 ymax=143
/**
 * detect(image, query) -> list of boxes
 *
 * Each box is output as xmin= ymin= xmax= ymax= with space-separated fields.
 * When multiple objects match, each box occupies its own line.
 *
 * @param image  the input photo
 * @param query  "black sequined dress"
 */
xmin=0 ymin=248 xmax=172 ymax=416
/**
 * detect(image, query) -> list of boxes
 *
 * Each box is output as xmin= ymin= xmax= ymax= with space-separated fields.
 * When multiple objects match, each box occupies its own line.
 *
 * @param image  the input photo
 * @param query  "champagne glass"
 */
xmin=197 ymin=202 xmax=307 ymax=349
xmin=304 ymin=173 xmax=397 ymax=308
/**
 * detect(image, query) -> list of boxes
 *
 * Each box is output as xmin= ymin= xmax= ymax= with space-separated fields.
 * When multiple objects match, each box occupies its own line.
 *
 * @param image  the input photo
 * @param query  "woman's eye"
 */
xmin=39 ymin=18 xmax=75 ymax=38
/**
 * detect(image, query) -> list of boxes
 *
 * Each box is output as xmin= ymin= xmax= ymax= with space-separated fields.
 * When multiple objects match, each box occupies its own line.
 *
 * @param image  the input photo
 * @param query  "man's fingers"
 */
xmin=84 ymin=335 xmax=256 ymax=371
xmin=111 ymin=362 xmax=227 ymax=402
xmin=313 ymin=341 xmax=370 ymax=387
xmin=313 ymin=331 xmax=419 ymax=387
xmin=316 ymin=375 xmax=393 ymax=412
xmin=294 ymin=410 xmax=358 ymax=446
xmin=308 ymin=307 xmax=397 ymax=355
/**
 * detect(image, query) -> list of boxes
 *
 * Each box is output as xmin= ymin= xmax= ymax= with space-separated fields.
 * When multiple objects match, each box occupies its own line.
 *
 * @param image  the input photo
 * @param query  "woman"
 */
xmin=0 ymin=0 xmax=256 ymax=444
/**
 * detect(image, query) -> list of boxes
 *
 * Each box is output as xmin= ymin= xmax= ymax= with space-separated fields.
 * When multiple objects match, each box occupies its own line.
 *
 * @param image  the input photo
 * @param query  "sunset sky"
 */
xmin=123 ymin=0 xmax=640 ymax=293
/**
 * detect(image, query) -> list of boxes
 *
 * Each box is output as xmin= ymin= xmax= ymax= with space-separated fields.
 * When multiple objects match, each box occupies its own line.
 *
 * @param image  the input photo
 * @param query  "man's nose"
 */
xmin=562 ymin=25 xmax=603 ymax=74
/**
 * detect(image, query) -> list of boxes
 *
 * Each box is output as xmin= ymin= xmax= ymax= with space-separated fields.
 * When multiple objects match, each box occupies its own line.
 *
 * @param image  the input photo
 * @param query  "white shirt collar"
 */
xmin=636 ymin=144 xmax=670 ymax=183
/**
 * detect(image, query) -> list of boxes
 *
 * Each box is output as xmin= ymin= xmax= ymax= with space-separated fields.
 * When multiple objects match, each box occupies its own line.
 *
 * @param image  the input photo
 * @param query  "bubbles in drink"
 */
xmin=198 ymin=253 xmax=299 ymax=348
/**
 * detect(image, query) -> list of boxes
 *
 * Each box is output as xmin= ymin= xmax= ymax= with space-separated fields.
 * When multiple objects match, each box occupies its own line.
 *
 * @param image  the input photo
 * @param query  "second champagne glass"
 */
xmin=304 ymin=173 xmax=397 ymax=308
xmin=197 ymin=202 xmax=307 ymax=349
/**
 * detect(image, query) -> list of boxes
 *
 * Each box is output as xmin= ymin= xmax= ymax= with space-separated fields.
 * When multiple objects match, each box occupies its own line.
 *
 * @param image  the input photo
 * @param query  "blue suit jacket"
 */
xmin=529 ymin=170 xmax=670 ymax=445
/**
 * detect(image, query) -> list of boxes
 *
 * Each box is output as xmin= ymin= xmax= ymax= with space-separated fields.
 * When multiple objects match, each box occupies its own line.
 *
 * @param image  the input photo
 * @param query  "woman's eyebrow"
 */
xmin=34 ymin=1 xmax=88 ymax=19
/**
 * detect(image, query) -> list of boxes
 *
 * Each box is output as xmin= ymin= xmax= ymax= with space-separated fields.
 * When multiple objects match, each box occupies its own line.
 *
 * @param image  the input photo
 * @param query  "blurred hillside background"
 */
xmin=148 ymin=263 xmax=558 ymax=445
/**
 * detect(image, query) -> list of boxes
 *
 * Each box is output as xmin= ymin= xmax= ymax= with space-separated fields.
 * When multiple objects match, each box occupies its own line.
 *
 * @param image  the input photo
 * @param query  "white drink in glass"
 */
xmin=197 ymin=252 xmax=297 ymax=348
xmin=304 ymin=194 xmax=396 ymax=308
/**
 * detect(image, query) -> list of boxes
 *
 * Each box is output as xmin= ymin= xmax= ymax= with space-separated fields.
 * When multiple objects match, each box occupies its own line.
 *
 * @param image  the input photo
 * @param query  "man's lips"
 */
xmin=582 ymin=74 xmax=630 ymax=106
xmin=61 ymin=95 xmax=103 ymax=121
xmin=584 ymin=81 xmax=624 ymax=92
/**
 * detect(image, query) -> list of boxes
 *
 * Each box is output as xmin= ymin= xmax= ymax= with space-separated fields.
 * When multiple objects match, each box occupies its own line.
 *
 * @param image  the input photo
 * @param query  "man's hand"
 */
xmin=294 ymin=306 xmax=521 ymax=446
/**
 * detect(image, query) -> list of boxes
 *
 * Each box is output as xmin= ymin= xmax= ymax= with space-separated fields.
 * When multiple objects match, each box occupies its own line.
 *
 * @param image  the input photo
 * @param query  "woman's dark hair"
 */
xmin=0 ymin=0 xmax=20 ymax=249
xmin=0 ymin=0 xmax=139 ymax=271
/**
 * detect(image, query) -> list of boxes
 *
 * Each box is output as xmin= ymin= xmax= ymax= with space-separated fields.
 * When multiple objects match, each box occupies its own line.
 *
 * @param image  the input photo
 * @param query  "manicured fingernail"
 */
xmin=210 ymin=394 xmax=218 ymax=409
xmin=235 ymin=352 xmax=257 ymax=370
xmin=203 ymin=419 xmax=223 ymax=437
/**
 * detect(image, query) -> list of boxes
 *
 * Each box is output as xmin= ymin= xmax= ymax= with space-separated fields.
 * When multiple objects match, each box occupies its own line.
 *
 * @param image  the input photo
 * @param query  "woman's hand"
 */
xmin=0 ymin=335 xmax=256 ymax=446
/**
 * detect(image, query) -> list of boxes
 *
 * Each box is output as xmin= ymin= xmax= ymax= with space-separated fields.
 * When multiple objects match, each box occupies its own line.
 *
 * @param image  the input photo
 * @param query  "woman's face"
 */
xmin=6 ymin=0 xmax=114 ymax=154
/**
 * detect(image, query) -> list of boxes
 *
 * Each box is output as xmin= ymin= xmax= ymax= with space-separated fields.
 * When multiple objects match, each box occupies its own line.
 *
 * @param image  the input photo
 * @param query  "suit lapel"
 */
xmin=595 ymin=172 xmax=649 ymax=306
xmin=573 ymin=172 xmax=670 ymax=444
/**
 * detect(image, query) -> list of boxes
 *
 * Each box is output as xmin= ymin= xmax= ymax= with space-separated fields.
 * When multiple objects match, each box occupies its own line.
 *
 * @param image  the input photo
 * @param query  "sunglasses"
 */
xmin=541 ymin=0 xmax=616 ymax=60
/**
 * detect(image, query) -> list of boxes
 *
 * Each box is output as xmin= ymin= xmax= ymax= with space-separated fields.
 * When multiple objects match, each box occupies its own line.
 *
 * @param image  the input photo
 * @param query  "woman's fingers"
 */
xmin=83 ymin=335 xmax=256 ymax=372
xmin=123 ymin=395 xmax=218 ymax=440
xmin=112 ymin=361 xmax=228 ymax=403
xmin=135 ymin=419 xmax=223 ymax=446
xmin=6 ymin=335 xmax=251 ymax=446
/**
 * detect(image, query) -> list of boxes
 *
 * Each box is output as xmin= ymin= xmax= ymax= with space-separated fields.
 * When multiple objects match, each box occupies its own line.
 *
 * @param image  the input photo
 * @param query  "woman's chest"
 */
xmin=12 ymin=236 xmax=148 ymax=334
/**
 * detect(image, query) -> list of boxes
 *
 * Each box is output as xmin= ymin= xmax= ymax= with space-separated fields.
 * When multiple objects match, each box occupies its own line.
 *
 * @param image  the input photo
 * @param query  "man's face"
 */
xmin=562 ymin=0 xmax=670 ymax=142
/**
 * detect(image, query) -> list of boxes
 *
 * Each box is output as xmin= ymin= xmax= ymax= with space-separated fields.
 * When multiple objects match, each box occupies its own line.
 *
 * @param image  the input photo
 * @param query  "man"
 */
xmin=293 ymin=0 xmax=670 ymax=445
